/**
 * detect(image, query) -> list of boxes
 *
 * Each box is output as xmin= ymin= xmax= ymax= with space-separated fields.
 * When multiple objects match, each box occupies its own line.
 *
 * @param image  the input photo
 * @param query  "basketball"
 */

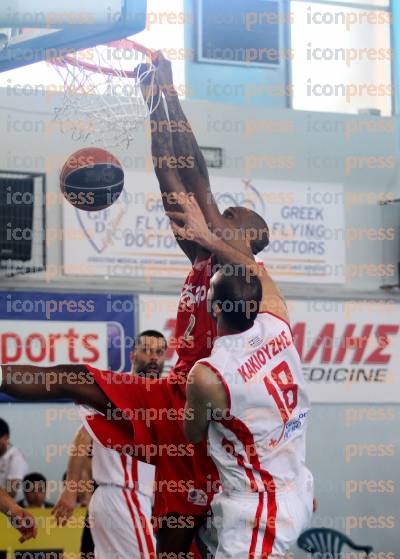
xmin=60 ymin=147 xmax=124 ymax=211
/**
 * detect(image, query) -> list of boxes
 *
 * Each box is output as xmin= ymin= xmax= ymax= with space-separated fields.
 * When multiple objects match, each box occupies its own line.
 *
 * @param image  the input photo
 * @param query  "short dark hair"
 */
xmin=210 ymin=264 xmax=262 ymax=331
xmin=134 ymin=330 xmax=167 ymax=350
xmin=23 ymin=472 xmax=47 ymax=488
xmin=0 ymin=418 xmax=9 ymax=438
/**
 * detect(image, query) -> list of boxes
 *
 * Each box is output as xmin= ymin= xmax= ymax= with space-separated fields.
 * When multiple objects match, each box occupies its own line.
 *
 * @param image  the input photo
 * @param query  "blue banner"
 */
xmin=0 ymin=292 xmax=136 ymax=403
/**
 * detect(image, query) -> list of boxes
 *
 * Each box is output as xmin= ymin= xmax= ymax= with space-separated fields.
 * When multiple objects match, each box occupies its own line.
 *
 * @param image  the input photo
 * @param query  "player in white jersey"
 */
xmin=54 ymin=330 xmax=167 ymax=559
xmin=167 ymin=195 xmax=314 ymax=558
xmin=88 ymin=435 xmax=156 ymax=558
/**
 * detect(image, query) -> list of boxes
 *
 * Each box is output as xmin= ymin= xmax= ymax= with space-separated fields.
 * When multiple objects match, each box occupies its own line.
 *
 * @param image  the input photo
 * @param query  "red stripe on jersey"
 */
xmin=221 ymin=416 xmax=277 ymax=557
xmin=131 ymin=457 xmax=138 ymax=489
xmin=261 ymin=474 xmax=277 ymax=558
xmin=130 ymin=488 xmax=156 ymax=556
xmin=251 ymin=492 xmax=264 ymax=558
xmin=122 ymin=488 xmax=145 ymax=558
xmin=221 ymin=437 xmax=262 ymax=558
xmin=121 ymin=453 xmax=139 ymax=490
xmin=198 ymin=360 xmax=231 ymax=413
xmin=221 ymin=437 xmax=257 ymax=492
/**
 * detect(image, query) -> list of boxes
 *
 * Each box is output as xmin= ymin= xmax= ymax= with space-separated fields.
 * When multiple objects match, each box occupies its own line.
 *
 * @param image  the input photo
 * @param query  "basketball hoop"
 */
xmin=50 ymin=39 xmax=160 ymax=149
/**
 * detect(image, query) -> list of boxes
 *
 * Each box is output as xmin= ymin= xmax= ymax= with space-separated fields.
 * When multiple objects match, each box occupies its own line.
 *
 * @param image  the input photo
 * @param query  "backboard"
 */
xmin=0 ymin=0 xmax=147 ymax=72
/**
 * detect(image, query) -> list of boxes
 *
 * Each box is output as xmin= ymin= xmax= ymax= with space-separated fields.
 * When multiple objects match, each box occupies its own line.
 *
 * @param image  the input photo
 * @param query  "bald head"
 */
xmin=222 ymin=206 xmax=269 ymax=255
xmin=207 ymin=264 xmax=262 ymax=332
xmin=242 ymin=209 xmax=270 ymax=254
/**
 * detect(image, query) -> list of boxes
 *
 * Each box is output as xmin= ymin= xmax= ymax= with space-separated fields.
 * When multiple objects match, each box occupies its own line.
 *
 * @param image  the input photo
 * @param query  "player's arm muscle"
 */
xmin=147 ymin=88 xmax=199 ymax=262
xmin=155 ymin=53 xmax=225 ymax=231
xmin=53 ymin=426 xmax=92 ymax=525
xmin=0 ymin=365 xmax=111 ymax=414
xmin=66 ymin=426 xmax=92 ymax=483
xmin=184 ymin=364 xmax=227 ymax=444
xmin=164 ymin=91 xmax=225 ymax=230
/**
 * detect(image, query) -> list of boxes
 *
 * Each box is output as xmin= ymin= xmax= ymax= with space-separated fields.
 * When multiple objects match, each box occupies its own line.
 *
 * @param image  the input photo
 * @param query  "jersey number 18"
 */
xmin=263 ymin=360 xmax=298 ymax=423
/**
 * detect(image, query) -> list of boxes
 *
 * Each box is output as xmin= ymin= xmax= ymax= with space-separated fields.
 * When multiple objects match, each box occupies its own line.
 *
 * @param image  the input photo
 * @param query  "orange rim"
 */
xmin=49 ymin=38 xmax=155 ymax=79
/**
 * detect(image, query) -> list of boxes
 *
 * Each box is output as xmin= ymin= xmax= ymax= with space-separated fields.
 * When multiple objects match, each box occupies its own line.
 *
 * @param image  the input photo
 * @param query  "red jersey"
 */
xmin=173 ymin=257 xmax=217 ymax=375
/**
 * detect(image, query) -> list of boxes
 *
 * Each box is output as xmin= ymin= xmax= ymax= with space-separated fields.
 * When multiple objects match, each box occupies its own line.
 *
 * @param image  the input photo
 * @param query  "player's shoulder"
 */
xmin=187 ymin=361 xmax=223 ymax=394
xmin=258 ymin=310 xmax=291 ymax=329
xmin=255 ymin=311 xmax=293 ymax=342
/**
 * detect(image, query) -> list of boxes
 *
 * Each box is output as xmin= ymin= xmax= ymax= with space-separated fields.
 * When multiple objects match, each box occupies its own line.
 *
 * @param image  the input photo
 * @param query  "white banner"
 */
xmin=138 ymin=294 xmax=400 ymax=403
xmin=288 ymin=299 xmax=400 ymax=403
xmin=63 ymin=173 xmax=345 ymax=283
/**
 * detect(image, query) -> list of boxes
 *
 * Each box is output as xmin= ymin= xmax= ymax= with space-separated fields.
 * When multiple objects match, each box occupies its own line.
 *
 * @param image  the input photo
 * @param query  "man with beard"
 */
xmin=53 ymin=331 xmax=167 ymax=559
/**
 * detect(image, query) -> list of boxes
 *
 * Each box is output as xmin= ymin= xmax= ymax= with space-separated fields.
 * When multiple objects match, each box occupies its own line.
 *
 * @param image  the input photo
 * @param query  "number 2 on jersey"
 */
xmin=183 ymin=313 xmax=196 ymax=343
xmin=263 ymin=361 xmax=298 ymax=423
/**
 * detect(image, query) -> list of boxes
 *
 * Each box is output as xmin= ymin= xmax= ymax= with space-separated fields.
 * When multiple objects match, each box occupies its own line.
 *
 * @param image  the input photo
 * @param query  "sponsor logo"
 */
xmin=187 ymin=488 xmax=208 ymax=506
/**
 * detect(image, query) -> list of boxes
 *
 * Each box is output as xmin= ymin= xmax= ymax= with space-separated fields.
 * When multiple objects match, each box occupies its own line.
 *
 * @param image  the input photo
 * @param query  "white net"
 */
xmin=51 ymin=40 xmax=160 ymax=149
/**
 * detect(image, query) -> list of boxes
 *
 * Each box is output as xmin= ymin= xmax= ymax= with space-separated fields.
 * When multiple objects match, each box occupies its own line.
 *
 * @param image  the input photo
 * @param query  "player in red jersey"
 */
xmin=0 ymin=54 xmax=271 ymax=556
xmin=135 ymin=52 xmax=270 ymax=551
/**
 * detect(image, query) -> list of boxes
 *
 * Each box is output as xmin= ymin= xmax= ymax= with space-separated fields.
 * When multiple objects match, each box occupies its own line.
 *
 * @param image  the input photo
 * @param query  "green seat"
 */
xmin=297 ymin=528 xmax=373 ymax=558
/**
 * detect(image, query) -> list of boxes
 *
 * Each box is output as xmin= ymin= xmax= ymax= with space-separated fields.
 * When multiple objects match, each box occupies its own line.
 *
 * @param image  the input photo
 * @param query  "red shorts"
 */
xmin=85 ymin=364 xmax=220 ymax=518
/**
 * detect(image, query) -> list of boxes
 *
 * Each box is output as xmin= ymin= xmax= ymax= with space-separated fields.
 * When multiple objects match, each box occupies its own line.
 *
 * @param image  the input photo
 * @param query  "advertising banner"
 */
xmin=139 ymin=294 xmax=400 ymax=403
xmin=0 ymin=292 xmax=136 ymax=403
xmin=63 ymin=173 xmax=345 ymax=283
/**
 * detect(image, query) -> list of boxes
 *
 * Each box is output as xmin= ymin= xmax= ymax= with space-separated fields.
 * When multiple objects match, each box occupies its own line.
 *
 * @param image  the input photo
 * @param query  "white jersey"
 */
xmin=90 ymin=443 xmax=156 ymax=559
xmin=199 ymin=311 xmax=312 ymax=494
xmin=0 ymin=445 xmax=28 ymax=501
xmin=92 ymin=439 xmax=154 ymax=499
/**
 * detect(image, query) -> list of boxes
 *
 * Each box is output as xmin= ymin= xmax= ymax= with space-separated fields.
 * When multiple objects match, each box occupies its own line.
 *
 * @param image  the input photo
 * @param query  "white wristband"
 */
xmin=0 ymin=366 xmax=3 ymax=389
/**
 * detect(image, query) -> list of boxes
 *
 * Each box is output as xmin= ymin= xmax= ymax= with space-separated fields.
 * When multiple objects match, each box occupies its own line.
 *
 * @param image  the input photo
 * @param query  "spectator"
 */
xmin=53 ymin=330 xmax=167 ymax=559
xmin=18 ymin=472 xmax=53 ymax=508
xmin=0 ymin=418 xmax=28 ymax=499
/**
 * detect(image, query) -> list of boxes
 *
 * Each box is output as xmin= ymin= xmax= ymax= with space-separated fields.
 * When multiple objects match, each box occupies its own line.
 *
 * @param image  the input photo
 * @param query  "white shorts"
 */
xmin=89 ymin=485 xmax=156 ymax=559
xmin=211 ymin=479 xmax=313 ymax=559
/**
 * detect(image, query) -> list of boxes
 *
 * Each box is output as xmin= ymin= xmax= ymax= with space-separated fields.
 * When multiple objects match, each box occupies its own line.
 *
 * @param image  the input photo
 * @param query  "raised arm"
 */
xmin=154 ymin=54 xmax=225 ymax=230
xmin=167 ymin=195 xmax=288 ymax=322
xmin=140 ymin=64 xmax=200 ymax=263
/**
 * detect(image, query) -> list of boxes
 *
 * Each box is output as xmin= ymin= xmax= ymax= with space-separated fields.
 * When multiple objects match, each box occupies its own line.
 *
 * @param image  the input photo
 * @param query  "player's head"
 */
xmin=207 ymin=264 xmax=262 ymax=333
xmin=222 ymin=207 xmax=269 ymax=255
xmin=23 ymin=472 xmax=47 ymax=507
xmin=0 ymin=418 xmax=10 ymax=456
xmin=130 ymin=330 xmax=167 ymax=378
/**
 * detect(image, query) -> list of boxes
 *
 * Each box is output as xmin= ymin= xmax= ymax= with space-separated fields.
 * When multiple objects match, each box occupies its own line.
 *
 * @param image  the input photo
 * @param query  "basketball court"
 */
xmin=0 ymin=0 xmax=399 ymax=557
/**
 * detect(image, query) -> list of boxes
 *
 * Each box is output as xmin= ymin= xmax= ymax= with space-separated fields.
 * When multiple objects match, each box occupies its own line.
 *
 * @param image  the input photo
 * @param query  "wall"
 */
xmin=304 ymin=404 xmax=399 ymax=556
xmin=0 ymin=88 xmax=398 ymax=293
xmin=393 ymin=0 xmax=400 ymax=112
